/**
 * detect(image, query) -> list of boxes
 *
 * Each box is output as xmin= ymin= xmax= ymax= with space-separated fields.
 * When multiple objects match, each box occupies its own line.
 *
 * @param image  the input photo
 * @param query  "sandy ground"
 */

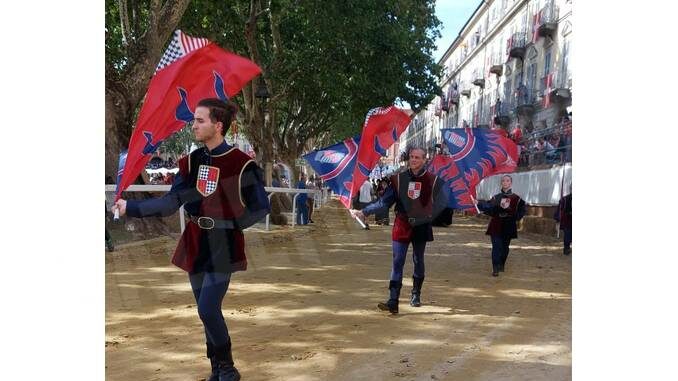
xmin=106 ymin=199 xmax=571 ymax=381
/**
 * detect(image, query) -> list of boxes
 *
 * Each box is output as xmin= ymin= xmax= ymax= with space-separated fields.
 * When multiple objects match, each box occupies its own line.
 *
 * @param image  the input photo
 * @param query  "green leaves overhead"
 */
xmin=106 ymin=0 xmax=442 ymax=164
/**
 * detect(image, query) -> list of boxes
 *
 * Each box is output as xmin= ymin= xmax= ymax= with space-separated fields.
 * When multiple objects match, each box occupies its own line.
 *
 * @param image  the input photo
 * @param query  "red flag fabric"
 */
xmin=543 ymin=72 xmax=554 ymax=108
xmin=532 ymin=12 xmax=541 ymax=43
xmin=115 ymin=31 xmax=261 ymax=198
xmin=347 ymin=106 xmax=412 ymax=205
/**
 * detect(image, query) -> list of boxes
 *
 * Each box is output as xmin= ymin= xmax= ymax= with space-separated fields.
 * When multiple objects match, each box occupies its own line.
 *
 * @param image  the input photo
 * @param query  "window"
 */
xmin=560 ymin=39 xmax=570 ymax=87
xmin=527 ymin=62 xmax=537 ymax=94
xmin=544 ymin=49 xmax=552 ymax=75
xmin=504 ymin=77 xmax=512 ymax=107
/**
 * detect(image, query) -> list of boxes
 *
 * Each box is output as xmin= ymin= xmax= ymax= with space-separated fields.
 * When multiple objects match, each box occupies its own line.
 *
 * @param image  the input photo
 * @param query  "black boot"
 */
xmin=492 ymin=264 xmax=499 ymax=277
xmin=410 ymin=276 xmax=424 ymax=307
xmin=206 ymin=342 xmax=218 ymax=381
xmin=213 ymin=341 xmax=241 ymax=381
xmin=378 ymin=280 xmax=401 ymax=314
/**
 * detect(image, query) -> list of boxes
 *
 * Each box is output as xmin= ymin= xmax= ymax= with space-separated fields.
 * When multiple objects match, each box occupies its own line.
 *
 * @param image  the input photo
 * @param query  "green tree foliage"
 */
xmin=179 ymin=0 xmax=442 ymax=172
xmin=105 ymin=0 xmax=441 ymax=180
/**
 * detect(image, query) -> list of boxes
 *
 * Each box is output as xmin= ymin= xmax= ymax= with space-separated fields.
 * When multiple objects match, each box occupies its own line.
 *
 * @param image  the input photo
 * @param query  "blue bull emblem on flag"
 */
xmin=175 ymin=71 xmax=229 ymax=123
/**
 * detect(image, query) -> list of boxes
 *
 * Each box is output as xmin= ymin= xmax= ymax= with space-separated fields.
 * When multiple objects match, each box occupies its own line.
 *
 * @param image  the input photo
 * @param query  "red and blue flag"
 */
xmin=349 ymin=106 xmax=412 ymax=202
xmin=115 ymin=30 xmax=261 ymax=199
xmin=303 ymin=106 xmax=411 ymax=208
xmin=428 ymin=128 xmax=518 ymax=213
xmin=303 ymin=136 xmax=361 ymax=208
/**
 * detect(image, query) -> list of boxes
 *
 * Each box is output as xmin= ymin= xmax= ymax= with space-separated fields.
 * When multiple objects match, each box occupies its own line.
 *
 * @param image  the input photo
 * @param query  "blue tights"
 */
xmin=390 ymin=240 xmax=426 ymax=281
xmin=189 ymin=272 xmax=232 ymax=347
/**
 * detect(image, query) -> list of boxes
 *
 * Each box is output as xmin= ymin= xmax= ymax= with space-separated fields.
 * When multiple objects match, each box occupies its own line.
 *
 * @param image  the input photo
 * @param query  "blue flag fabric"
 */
xmin=115 ymin=149 xmax=128 ymax=197
xmin=428 ymin=128 xmax=518 ymax=213
xmin=302 ymin=136 xmax=361 ymax=208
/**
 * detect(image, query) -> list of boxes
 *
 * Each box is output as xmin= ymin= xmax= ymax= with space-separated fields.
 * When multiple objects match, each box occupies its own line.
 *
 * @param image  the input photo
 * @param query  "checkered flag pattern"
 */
xmin=198 ymin=165 xmax=219 ymax=194
xmin=155 ymin=30 xmax=210 ymax=73
xmin=363 ymin=106 xmax=393 ymax=127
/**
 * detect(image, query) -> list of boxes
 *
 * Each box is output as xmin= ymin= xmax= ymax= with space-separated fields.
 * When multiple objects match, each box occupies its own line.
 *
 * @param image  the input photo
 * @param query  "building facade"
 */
xmin=401 ymin=0 xmax=572 ymax=168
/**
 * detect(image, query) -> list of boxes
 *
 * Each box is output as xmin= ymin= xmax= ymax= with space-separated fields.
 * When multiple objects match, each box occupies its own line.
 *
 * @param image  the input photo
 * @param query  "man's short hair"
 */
xmin=196 ymin=98 xmax=239 ymax=136
xmin=407 ymin=146 xmax=427 ymax=157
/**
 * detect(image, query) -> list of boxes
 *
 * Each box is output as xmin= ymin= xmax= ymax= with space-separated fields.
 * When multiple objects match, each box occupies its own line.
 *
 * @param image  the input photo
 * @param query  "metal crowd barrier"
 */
xmin=104 ymin=185 xmax=330 ymax=232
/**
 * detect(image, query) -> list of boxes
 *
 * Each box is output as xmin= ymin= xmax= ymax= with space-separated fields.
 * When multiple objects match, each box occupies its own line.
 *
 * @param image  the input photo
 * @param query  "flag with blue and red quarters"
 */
xmin=348 ymin=106 xmax=412 ymax=202
xmin=302 ymin=135 xmax=361 ymax=208
xmin=115 ymin=30 xmax=261 ymax=199
xmin=428 ymin=128 xmax=518 ymax=213
xmin=302 ymin=106 xmax=411 ymax=208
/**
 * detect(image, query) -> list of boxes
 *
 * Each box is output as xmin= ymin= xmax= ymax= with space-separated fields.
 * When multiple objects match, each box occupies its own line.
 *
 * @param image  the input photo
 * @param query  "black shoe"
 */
xmin=206 ymin=342 xmax=218 ymax=381
xmin=564 ymin=247 xmax=571 ymax=256
xmin=216 ymin=365 xmax=240 ymax=381
xmin=106 ymin=240 xmax=114 ymax=252
xmin=379 ymin=280 xmax=402 ymax=313
xmin=378 ymin=299 xmax=399 ymax=314
xmin=213 ymin=342 xmax=241 ymax=381
xmin=410 ymin=293 xmax=421 ymax=307
xmin=309 ymin=219 xmax=314 ymax=223
xmin=410 ymin=276 xmax=424 ymax=307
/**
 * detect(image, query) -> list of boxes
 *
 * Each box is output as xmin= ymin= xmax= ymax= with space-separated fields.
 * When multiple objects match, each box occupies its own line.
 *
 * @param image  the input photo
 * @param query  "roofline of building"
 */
xmin=438 ymin=0 xmax=488 ymax=66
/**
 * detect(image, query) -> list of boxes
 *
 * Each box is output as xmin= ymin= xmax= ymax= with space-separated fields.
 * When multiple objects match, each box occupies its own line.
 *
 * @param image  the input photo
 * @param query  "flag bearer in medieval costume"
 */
xmin=113 ymin=98 xmax=270 ymax=381
xmin=351 ymin=147 xmax=447 ymax=314
xmin=472 ymin=174 xmax=526 ymax=277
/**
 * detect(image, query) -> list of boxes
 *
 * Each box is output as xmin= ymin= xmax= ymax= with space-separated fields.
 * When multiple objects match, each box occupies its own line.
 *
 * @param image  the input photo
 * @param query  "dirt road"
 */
xmin=106 ymin=200 xmax=571 ymax=380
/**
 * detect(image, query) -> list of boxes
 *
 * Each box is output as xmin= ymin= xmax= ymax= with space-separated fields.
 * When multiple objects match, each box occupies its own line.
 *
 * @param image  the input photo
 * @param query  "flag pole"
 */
xmin=353 ymin=215 xmax=368 ymax=229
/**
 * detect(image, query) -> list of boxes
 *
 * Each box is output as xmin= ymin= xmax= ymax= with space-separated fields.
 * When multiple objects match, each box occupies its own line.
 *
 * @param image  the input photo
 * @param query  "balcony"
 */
xmin=493 ymin=101 xmax=511 ymax=126
xmin=488 ymin=53 xmax=503 ymax=76
xmin=540 ymin=73 xmax=571 ymax=104
xmin=472 ymin=70 xmax=485 ymax=88
xmin=448 ymin=89 xmax=460 ymax=105
xmin=489 ymin=64 xmax=503 ymax=76
xmin=515 ymin=85 xmax=535 ymax=115
xmin=537 ymin=3 xmax=559 ymax=40
xmin=508 ymin=32 xmax=528 ymax=60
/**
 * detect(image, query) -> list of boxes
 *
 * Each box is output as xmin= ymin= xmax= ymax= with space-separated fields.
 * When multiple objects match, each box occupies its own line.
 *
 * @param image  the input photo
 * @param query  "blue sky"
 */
xmin=434 ymin=0 xmax=483 ymax=62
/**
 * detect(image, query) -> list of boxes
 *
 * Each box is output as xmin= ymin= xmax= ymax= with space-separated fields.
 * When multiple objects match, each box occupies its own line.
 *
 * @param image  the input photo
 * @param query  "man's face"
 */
xmin=192 ymin=106 xmax=221 ymax=142
xmin=408 ymin=149 xmax=426 ymax=173
xmin=501 ymin=176 xmax=512 ymax=190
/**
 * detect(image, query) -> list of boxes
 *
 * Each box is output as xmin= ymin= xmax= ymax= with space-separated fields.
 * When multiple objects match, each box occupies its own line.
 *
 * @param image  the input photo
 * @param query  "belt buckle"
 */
xmin=408 ymin=217 xmax=416 ymax=224
xmin=197 ymin=217 xmax=215 ymax=229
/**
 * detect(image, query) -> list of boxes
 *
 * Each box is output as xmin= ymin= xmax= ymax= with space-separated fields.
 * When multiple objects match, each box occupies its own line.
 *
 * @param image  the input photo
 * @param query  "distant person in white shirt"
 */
xmin=359 ymin=180 xmax=374 ymax=207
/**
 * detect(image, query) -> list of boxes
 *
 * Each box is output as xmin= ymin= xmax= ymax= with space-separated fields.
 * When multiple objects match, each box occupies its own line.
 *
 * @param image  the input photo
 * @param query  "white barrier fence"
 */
xmin=475 ymin=163 xmax=572 ymax=206
xmin=105 ymin=185 xmax=330 ymax=231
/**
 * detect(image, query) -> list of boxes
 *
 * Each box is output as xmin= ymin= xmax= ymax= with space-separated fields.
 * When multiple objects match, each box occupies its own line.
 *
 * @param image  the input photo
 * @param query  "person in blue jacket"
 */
xmin=295 ymin=173 xmax=309 ymax=225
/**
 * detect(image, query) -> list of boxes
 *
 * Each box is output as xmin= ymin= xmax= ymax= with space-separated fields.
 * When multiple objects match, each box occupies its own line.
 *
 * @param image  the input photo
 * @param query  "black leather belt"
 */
xmin=189 ymin=215 xmax=235 ymax=230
